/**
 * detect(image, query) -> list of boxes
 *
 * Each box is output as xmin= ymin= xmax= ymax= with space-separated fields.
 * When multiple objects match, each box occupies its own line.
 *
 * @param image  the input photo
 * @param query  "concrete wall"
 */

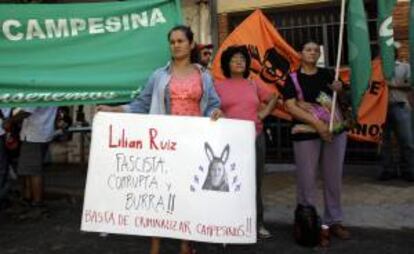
xmin=182 ymin=0 xmax=212 ymax=44
xmin=217 ymin=0 xmax=331 ymax=14
xmin=217 ymin=0 xmax=410 ymax=14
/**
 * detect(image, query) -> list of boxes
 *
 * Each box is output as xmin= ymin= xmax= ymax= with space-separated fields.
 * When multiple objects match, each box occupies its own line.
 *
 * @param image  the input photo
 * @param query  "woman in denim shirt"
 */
xmin=99 ymin=26 xmax=222 ymax=119
xmin=98 ymin=25 xmax=222 ymax=254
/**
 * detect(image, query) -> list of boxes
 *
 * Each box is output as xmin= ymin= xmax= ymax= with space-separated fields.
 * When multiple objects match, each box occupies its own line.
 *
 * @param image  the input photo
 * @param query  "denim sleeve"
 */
xmin=203 ymin=74 xmax=221 ymax=117
xmin=122 ymin=72 xmax=156 ymax=114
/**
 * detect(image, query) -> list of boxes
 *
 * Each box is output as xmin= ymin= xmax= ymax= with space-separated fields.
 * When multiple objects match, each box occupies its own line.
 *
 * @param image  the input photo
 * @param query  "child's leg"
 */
xmin=180 ymin=240 xmax=192 ymax=254
xmin=150 ymin=237 xmax=160 ymax=254
xmin=23 ymin=176 xmax=32 ymax=201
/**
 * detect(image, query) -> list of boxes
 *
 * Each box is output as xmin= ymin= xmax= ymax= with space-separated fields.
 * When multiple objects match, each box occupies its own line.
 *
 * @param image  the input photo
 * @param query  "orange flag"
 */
xmin=342 ymin=59 xmax=388 ymax=143
xmin=211 ymin=9 xmax=300 ymax=120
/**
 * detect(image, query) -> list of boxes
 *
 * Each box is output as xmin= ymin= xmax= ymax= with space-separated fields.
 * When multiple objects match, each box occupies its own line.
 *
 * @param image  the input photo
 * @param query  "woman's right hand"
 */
xmin=314 ymin=120 xmax=332 ymax=142
xmin=96 ymin=105 xmax=124 ymax=113
xmin=210 ymin=109 xmax=224 ymax=121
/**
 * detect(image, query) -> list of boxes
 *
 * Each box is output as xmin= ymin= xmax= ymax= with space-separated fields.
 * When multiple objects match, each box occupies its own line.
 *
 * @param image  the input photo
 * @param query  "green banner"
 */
xmin=377 ymin=0 xmax=396 ymax=80
xmin=0 ymin=0 xmax=182 ymax=107
xmin=410 ymin=0 xmax=414 ymax=87
xmin=347 ymin=0 xmax=372 ymax=117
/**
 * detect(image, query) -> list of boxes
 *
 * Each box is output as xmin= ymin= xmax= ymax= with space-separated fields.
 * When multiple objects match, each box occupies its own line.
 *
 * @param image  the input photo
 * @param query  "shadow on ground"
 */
xmin=1 ymin=196 xmax=413 ymax=254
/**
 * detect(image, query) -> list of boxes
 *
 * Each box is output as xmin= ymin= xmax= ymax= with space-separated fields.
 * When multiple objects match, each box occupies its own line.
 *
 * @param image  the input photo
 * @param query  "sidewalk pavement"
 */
xmin=43 ymin=163 xmax=414 ymax=230
xmin=1 ymin=163 xmax=413 ymax=253
xmin=264 ymin=164 xmax=414 ymax=230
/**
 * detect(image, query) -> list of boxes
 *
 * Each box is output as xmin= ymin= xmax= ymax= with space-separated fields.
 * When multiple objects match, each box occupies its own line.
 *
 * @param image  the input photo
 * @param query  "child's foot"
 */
xmin=180 ymin=241 xmax=196 ymax=254
xmin=150 ymin=237 xmax=160 ymax=254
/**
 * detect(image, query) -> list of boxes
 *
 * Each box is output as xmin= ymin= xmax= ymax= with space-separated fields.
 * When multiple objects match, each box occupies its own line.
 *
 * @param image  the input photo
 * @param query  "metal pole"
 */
xmin=329 ymin=0 xmax=346 ymax=132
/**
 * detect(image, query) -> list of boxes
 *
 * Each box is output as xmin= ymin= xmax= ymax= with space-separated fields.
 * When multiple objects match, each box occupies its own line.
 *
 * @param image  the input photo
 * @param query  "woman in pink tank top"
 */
xmin=169 ymin=70 xmax=203 ymax=116
xmin=98 ymin=25 xmax=223 ymax=254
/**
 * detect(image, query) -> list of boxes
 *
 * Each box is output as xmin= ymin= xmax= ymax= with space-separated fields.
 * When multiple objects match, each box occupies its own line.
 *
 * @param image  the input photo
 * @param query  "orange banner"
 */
xmin=343 ymin=59 xmax=388 ymax=143
xmin=211 ymin=9 xmax=300 ymax=120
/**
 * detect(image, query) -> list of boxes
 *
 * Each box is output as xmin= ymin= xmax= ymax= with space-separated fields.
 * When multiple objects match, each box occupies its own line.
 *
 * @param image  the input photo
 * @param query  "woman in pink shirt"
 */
xmin=99 ymin=25 xmax=222 ymax=254
xmin=215 ymin=45 xmax=278 ymax=239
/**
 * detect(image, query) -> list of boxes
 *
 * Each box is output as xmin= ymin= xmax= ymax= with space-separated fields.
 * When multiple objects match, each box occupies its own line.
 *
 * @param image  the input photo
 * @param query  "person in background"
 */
xmin=215 ymin=45 xmax=278 ymax=239
xmin=197 ymin=43 xmax=213 ymax=69
xmin=379 ymin=44 xmax=413 ymax=182
xmin=0 ymin=108 xmax=11 ymax=208
xmin=98 ymin=25 xmax=222 ymax=254
xmin=3 ymin=107 xmax=57 ymax=219
xmin=282 ymin=41 xmax=350 ymax=246
xmin=54 ymin=106 xmax=73 ymax=142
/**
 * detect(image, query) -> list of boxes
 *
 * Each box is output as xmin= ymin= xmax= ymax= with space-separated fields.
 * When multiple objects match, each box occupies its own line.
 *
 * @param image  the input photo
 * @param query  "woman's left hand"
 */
xmin=258 ymin=110 xmax=269 ymax=121
xmin=329 ymin=80 xmax=343 ymax=92
xmin=210 ymin=109 xmax=224 ymax=121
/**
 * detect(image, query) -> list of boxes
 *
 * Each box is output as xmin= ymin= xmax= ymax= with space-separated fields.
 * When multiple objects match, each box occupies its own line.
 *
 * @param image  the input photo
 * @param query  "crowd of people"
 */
xmin=0 ymin=24 xmax=412 ymax=253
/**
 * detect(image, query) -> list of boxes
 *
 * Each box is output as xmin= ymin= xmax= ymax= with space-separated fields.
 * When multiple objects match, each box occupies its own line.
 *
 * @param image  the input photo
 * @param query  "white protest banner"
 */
xmin=81 ymin=112 xmax=256 ymax=244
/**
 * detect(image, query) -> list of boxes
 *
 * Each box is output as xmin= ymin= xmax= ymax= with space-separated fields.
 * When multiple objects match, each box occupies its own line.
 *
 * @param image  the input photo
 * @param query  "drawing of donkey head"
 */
xmin=202 ymin=142 xmax=230 ymax=192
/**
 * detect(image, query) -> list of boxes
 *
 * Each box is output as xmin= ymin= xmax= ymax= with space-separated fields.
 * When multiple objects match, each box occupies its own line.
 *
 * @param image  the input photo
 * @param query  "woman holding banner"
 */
xmin=98 ymin=26 xmax=221 ymax=120
xmin=98 ymin=25 xmax=222 ymax=254
xmin=281 ymin=41 xmax=350 ymax=245
xmin=215 ymin=45 xmax=278 ymax=239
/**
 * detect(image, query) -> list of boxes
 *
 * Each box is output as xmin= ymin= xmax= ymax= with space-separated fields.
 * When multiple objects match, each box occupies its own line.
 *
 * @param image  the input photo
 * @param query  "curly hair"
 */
xmin=220 ymin=45 xmax=251 ymax=78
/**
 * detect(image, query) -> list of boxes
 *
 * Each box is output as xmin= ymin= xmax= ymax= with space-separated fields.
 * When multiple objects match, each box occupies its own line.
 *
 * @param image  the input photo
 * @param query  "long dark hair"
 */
xmin=220 ymin=45 xmax=251 ymax=78
xmin=167 ymin=25 xmax=199 ymax=64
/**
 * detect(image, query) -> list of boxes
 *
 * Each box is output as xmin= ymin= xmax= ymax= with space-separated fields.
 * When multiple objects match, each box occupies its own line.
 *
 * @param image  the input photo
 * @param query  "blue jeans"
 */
xmin=381 ymin=103 xmax=414 ymax=175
